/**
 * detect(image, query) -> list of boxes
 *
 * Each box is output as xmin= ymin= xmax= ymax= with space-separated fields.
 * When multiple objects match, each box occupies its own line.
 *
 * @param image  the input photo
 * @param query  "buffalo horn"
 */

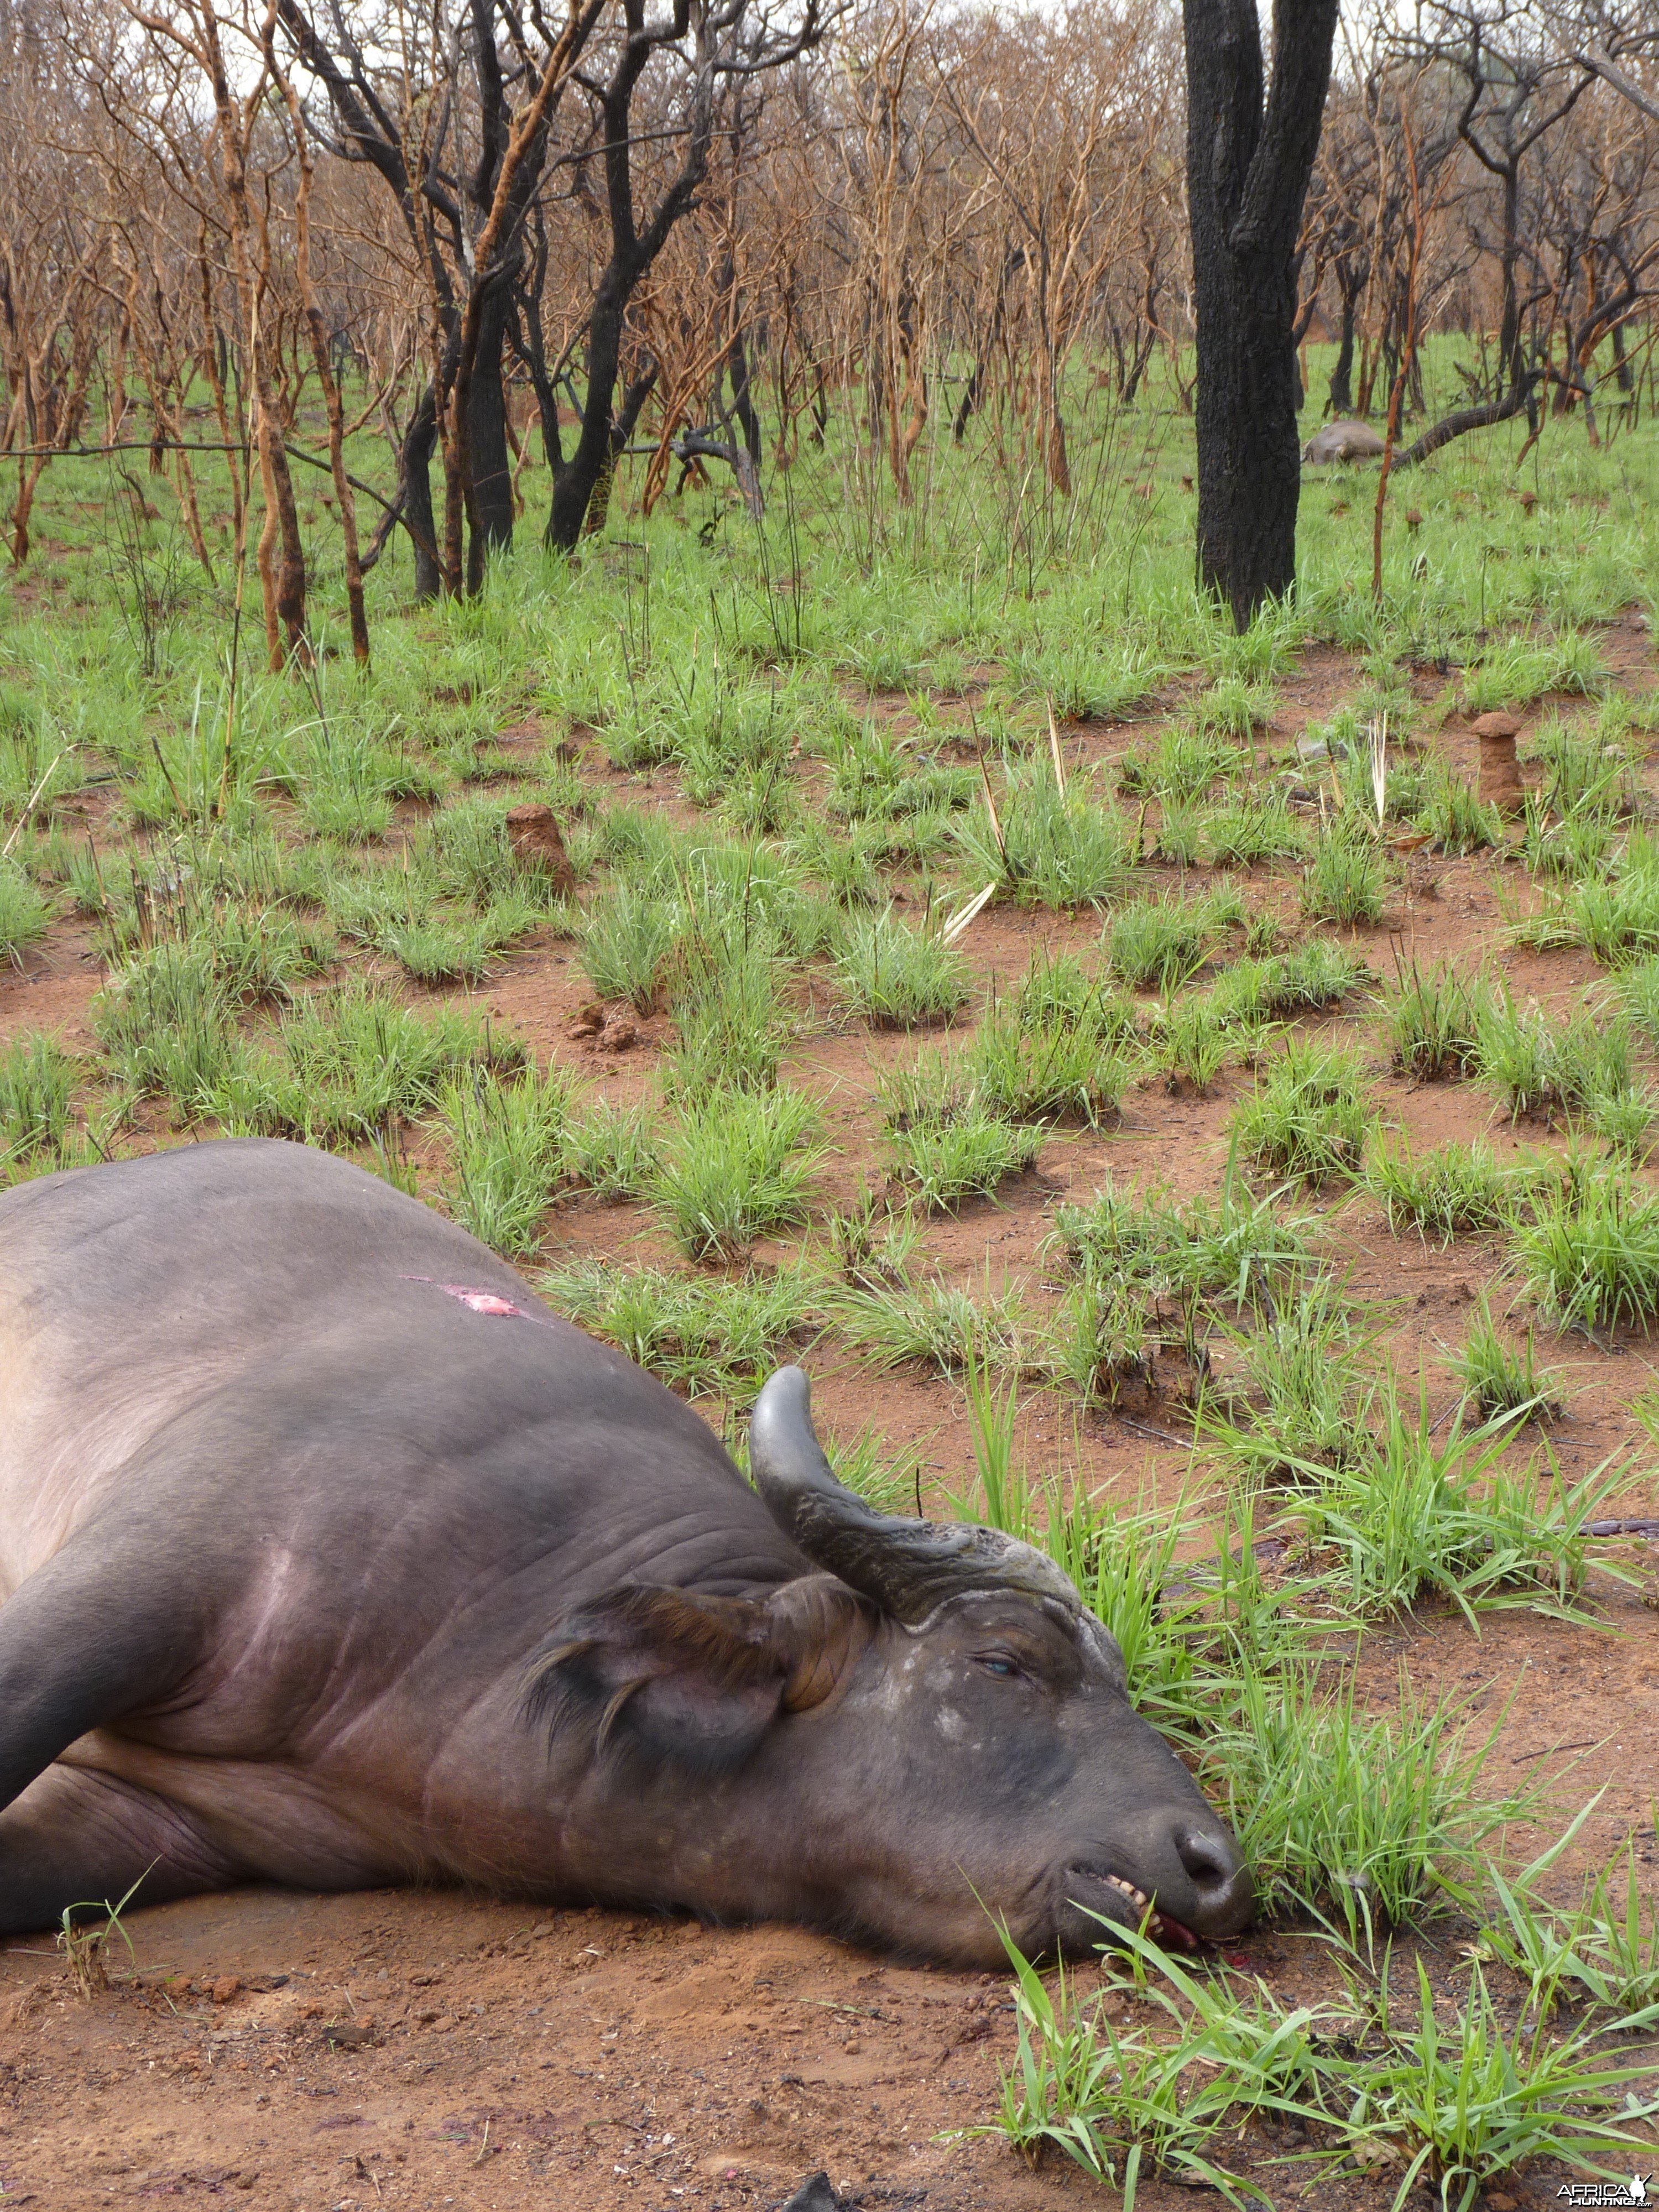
xmin=748 ymin=1365 xmax=1081 ymax=1626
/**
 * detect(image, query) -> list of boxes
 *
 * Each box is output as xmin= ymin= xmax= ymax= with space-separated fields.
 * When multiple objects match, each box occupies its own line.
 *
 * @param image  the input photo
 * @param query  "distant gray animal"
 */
xmin=1302 ymin=419 xmax=1387 ymax=465
xmin=0 ymin=1140 xmax=1253 ymax=1963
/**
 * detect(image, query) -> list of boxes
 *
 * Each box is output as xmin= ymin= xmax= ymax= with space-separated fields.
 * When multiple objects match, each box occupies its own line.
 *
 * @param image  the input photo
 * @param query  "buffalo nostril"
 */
xmin=1173 ymin=1826 xmax=1234 ymax=1891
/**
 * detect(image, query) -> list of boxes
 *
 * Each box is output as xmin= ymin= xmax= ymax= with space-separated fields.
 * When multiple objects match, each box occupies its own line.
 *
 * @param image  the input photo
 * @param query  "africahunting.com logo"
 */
xmin=1556 ymin=2179 xmax=1652 ymax=2206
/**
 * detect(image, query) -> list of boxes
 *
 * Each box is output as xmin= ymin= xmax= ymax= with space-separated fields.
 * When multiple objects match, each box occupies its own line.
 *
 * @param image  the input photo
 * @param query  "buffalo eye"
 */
xmin=973 ymin=1654 xmax=1022 ymax=1680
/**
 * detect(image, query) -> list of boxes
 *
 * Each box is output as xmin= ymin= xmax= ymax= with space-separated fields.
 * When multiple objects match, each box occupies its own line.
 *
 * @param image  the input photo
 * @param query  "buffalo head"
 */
xmin=529 ymin=1366 xmax=1251 ymax=1965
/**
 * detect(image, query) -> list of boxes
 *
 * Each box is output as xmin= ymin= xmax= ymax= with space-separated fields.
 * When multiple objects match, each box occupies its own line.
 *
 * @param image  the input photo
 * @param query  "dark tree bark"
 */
xmin=402 ymin=389 xmax=443 ymax=602
xmin=1326 ymin=249 xmax=1368 ymax=414
xmin=728 ymin=325 xmax=763 ymax=468
xmin=466 ymin=286 xmax=516 ymax=586
xmin=1182 ymin=0 xmax=1342 ymax=629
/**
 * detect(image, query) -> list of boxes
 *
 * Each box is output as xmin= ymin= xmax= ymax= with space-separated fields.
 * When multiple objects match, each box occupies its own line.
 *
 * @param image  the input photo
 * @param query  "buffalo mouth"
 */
xmin=1096 ymin=1872 xmax=1199 ymax=1950
xmin=1058 ymin=1864 xmax=1206 ymax=1954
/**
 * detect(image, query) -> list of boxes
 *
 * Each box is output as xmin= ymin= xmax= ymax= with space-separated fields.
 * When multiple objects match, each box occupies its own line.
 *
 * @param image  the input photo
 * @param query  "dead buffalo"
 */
xmin=1302 ymin=419 xmax=1387 ymax=465
xmin=0 ymin=1140 xmax=1251 ymax=1963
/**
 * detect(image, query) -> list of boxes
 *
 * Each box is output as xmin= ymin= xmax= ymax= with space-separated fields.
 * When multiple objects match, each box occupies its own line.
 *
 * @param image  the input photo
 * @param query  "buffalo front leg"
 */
xmin=0 ymin=1532 xmax=218 ymax=1933
xmin=0 ymin=1762 xmax=241 ymax=1936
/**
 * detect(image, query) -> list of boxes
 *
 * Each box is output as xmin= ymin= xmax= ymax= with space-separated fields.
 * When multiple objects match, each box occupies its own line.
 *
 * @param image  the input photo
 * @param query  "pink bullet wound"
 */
xmin=399 ymin=1274 xmax=529 ymax=1319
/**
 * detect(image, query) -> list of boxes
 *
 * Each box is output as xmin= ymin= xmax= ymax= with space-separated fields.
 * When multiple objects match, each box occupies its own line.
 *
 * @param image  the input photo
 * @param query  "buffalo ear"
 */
xmin=527 ymin=1585 xmax=791 ymax=1771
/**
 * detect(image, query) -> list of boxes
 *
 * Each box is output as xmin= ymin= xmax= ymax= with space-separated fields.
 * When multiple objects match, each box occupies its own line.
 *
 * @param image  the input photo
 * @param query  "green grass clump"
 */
xmin=1204 ymin=1666 xmax=1526 ymax=1937
xmin=1448 ymin=1298 xmax=1562 ymax=1420
xmin=1203 ymin=790 xmax=1307 ymax=868
xmin=0 ymin=858 xmax=50 ymax=960
xmin=1516 ymin=1164 xmax=1659 ymax=1332
xmin=968 ymin=1009 xmax=1136 ymax=1126
xmin=1533 ymin=714 xmax=1636 ymax=821
xmin=1519 ymin=804 xmax=1617 ymax=883
xmin=200 ymin=900 xmax=336 ymax=1000
xmin=1147 ymin=991 xmax=1238 ymax=1093
xmin=822 ymin=711 xmax=974 ymax=823
xmin=1232 ymin=1037 xmax=1376 ymax=1185
xmin=1514 ymin=828 xmax=1659 ymax=965
xmin=1465 ymin=1813 xmax=1659 ymax=2023
xmin=1616 ymin=952 xmax=1659 ymax=1045
xmin=1292 ymin=1386 xmax=1613 ymax=1627
xmin=1209 ymin=939 xmax=1368 ymax=1026
xmin=1035 ymin=1273 xmax=1154 ymax=1402
xmin=281 ymin=717 xmax=437 ymax=844
xmin=1478 ymin=990 xmax=1650 ymax=1136
xmin=789 ymin=817 xmax=886 ymax=907
xmin=1013 ymin=639 xmax=1165 ymax=721
xmin=996 ymin=1913 xmax=1659 ymax=2211
xmin=1194 ymin=677 xmax=1276 ymax=742
xmin=581 ymin=881 xmax=683 ymax=1014
xmin=666 ymin=940 xmax=789 ymax=1098
xmin=1049 ymin=1171 xmax=1319 ymax=1310
xmin=1206 ymin=1272 xmax=1379 ymax=1475
xmin=653 ymin=1086 xmax=824 ymax=1259
xmin=1011 ymin=948 xmax=1140 ymax=1046
xmin=439 ymin=1064 xmax=581 ymax=1257
xmin=0 ymin=1032 xmax=79 ymax=1169
xmin=1413 ymin=770 xmax=1503 ymax=857
xmin=1464 ymin=632 xmax=1606 ymax=712
xmin=375 ymin=914 xmax=507 ymax=987
xmin=831 ymin=1271 xmax=1030 ymax=1377
xmin=888 ymin=1109 xmax=1042 ymax=1210
xmin=1119 ymin=724 xmax=1244 ymax=801
xmin=835 ymin=908 xmax=968 ymax=1027
xmin=541 ymin=1254 xmax=823 ymax=1401
xmin=562 ymin=1096 xmax=658 ymax=1199
xmin=1383 ymin=956 xmax=1489 ymax=1080
xmin=92 ymin=942 xmax=237 ymax=1115
xmin=1151 ymin=798 xmax=1203 ymax=867
xmin=1256 ymin=937 xmax=1370 ymax=1010
xmin=1301 ymin=828 xmax=1385 ymax=927
xmin=1326 ymin=1957 xmax=1659 ymax=2210
xmin=216 ymin=980 xmax=514 ymax=1144
xmin=1364 ymin=1136 xmax=1543 ymax=1245
xmin=1106 ymin=890 xmax=1230 ymax=993
xmin=331 ymin=853 xmax=541 ymax=984
xmin=993 ymin=1922 xmax=1328 ymax=2201
xmin=953 ymin=758 xmax=1132 ymax=909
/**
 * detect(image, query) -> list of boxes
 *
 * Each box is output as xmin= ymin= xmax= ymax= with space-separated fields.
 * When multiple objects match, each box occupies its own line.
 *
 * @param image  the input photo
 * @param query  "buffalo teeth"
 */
xmin=1102 ymin=1874 xmax=1168 ymax=1934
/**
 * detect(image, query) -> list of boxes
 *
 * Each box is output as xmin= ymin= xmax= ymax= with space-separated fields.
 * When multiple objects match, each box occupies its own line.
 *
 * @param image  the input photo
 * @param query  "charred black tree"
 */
xmin=542 ymin=2 xmax=826 ymax=552
xmin=1326 ymin=249 xmax=1366 ymax=414
xmin=1181 ymin=0 xmax=1340 ymax=628
xmin=467 ymin=287 xmax=517 ymax=582
xmin=401 ymin=390 xmax=444 ymax=602
xmin=279 ymin=0 xmax=585 ymax=596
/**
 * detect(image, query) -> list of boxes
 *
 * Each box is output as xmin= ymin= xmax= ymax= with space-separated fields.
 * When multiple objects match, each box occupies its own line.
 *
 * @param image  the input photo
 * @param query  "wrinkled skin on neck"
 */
xmin=536 ymin=1580 xmax=1251 ymax=1965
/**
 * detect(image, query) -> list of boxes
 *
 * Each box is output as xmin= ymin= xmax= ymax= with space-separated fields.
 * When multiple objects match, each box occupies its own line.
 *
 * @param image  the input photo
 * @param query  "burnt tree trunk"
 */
xmin=466 ymin=285 xmax=516 ymax=591
xmin=546 ymin=268 xmax=635 ymax=551
xmin=1182 ymin=0 xmax=1340 ymax=629
xmin=403 ymin=390 xmax=444 ymax=603
xmin=1327 ymin=254 xmax=1365 ymax=415
xmin=729 ymin=325 xmax=763 ymax=468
